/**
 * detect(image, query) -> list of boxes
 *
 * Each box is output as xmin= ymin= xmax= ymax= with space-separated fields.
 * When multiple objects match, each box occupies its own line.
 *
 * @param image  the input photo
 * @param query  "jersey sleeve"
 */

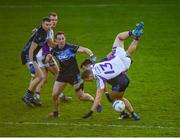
xmin=96 ymin=76 xmax=106 ymax=90
xmin=68 ymin=43 xmax=79 ymax=53
xmin=33 ymin=32 xmax=43 ymax=45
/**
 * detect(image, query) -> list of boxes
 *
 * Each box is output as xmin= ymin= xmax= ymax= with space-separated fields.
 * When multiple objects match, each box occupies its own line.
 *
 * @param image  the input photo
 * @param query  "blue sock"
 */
xmin=129 ymin=31 xmax=132 ymax=36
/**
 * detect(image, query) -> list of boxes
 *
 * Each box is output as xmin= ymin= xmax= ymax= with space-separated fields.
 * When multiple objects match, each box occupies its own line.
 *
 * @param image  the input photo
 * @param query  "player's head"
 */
xmin=48 ymin=12 xmax=58 ymax=28
xmin=55 ymin=31 xmax=66 ymax=46
xmin=80 ymin=59 xmax=93 ymax=70
xmin=81 ymin=69 xmax=94 ymax=81
xmin=42 ymin=17 xmax=51 ymax=32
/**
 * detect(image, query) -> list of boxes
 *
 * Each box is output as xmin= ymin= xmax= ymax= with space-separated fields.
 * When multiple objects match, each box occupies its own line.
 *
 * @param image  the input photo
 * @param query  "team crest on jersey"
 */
xmin=55 ymin=49 xmax=75 ymax=61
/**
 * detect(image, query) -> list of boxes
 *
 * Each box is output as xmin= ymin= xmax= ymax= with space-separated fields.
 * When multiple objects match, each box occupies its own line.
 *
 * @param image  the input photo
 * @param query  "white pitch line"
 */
xmin=0 ymin=121 xmax=179 ymax=130
xmin=0 ymin=4 xmax=180 ymax=8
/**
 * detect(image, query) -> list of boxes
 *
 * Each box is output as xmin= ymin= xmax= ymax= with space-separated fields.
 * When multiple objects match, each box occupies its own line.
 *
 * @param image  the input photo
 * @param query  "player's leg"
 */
xmin=72 ymin=74 xmax=94 ymax=102
xmin=121 ymin=97 xmax=134 ymax=113
xmin=126 ymin=38 xmax=139 ymax=57
xmin=73 ymin=77 xmax=103 ymax=112
xmin=47 ymin=64 xmax=72 ymax=101
xmin=113 ymin=22 xmax=144 ymax=49
xmin=109 ymin=90 xmax=140 ymax=120
xmin=34 ymin=67 xmax=48 ymax=105
xmin=108 ymin=74 xmax=140 ymax=120
xmin=112 ymin=31 xmax=130 ymax=49
xmin=48 ymin=81 xmax=66 ymax=118
xmin=126 ymin=22 xmax=144 ymax=56
xmin=23 ymin=62 xmax=43 ymax=107
xmin=35 ymin=67 xmax=48 ymax=94
xmin=74 ymin=80 xmax=94 ymax=102
xmin=106 ymin=73 xmax=129 ymax=102
xmin=121 ymin=97 xmax=140 ymax=120
xmin=35 ymin=55 xmax=50 ymax=96
xmin=28 ymin=62 xmax=44 ymax=90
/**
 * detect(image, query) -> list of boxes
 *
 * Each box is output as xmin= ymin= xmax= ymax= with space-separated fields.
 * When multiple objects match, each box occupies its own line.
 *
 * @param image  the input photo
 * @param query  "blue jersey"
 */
xmin=22 ymin=26 xmax=48 ymax=56
xmin=52 ymin=42 xmax=79 ymax=75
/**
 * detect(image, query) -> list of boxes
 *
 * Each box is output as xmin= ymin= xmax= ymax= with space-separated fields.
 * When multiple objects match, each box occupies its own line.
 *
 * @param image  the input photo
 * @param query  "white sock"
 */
xmin=59 ymin=93 xmax=64 ymax=98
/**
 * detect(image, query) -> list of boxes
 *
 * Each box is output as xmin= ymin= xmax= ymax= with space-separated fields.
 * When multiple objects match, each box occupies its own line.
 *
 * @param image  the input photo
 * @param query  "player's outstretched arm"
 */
xmin=83 ymin=88 xmax=103 ymax=119
xmin=126 ymin=40 xmax=138 ymax=57
xmin=77 ymin=47 xmax=97 ymax=62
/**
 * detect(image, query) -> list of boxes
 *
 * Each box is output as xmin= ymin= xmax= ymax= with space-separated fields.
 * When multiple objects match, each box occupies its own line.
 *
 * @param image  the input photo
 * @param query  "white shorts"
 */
xmin=111 ymin=34 xmax=131 ymax=70
xmin=36 ymin=55 xmax=50 ymax=68
xmin=115 ymin=47 xmax=131 ymax=71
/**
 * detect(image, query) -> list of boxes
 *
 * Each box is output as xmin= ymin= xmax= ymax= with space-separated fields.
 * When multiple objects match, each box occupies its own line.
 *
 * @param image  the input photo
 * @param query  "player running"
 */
xmin=81 ymin=22 xmax=144 ymax=120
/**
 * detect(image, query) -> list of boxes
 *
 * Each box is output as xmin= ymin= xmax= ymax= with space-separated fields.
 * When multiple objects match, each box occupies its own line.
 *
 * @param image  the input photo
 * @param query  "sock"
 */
xmin=25 ymin=89 xmax=33 ymax=99
xmin=134 ymin=36 xmax=139 ymax=40
xmin=129 ymin=31 xmax=132 ymax=36
xmin=53 ymin=111 xmax=59 ymax=116
xmin=131 ymin=112 xmax=135 ymax=116
xmin=105 ymin=92 xmax=112 ymax=103
xmin=121 ymin=111 xmax=126 ymax=114
xmin=36 ymin=92 xmax=40 ymax=99
xmin=59 ymin=93 xmax=64 ymax=98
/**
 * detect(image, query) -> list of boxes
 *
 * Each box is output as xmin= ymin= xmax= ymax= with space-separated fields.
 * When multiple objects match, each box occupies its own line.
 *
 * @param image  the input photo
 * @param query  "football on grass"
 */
xmin=112 ymin=100 xmax=125 ymax=112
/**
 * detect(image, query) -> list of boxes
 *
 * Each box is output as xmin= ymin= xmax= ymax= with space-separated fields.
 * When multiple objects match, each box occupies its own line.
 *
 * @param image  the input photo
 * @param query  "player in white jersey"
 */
xmin=82 ymin=22 xmax=144 ymax=120
xmin=34 ymin=12 xmax=72 ymax=105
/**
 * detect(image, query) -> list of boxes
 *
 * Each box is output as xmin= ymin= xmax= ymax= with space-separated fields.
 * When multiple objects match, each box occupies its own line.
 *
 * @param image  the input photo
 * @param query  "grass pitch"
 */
xmin=0 ymin=0 xmax=180 ymax=136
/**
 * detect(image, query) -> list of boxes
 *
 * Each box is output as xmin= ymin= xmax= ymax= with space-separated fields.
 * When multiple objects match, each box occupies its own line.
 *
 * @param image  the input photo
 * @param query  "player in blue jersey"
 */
xmin=21 ymin=17 xmax=51 ymax=107
xmin=81 ymin=22 xmax=144 ymax=120
xmin=35 ymin=12 xmax=72 ymax=105
xmin=48 ymin=32 xmax=97 ymax=118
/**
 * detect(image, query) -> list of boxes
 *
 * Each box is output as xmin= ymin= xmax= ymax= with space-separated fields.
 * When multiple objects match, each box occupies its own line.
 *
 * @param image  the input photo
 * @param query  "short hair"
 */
xmin=55 ymin=31 xmax=65 ymax=39
xmin=42 ymin=17 xmax=51 ymax=22
xmin=80 ymin=59 xmax=92 ymax=68
xmin=81 ymin=69 xmax=92 ymax=80
xmin=48 ymin=12 xmax=58 ymax=17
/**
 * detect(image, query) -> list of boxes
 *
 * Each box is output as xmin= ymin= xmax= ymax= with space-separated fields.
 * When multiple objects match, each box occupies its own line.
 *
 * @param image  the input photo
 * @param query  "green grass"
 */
xmin=0 ymin=0 xmax=180 ymax=136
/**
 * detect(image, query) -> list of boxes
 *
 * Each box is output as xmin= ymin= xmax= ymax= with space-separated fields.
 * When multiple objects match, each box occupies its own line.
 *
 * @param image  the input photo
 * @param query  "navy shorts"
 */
xmin=21 ymin=51 xmax=36 ymax=65
xmin=107 ymin=73 xmax=130 ymax=92
xmin=56 ymin=72 xmax=82 ymax=86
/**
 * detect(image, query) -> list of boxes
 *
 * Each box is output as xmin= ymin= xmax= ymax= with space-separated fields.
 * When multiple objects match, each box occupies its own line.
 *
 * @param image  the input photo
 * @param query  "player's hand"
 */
xmin=90 ymin=55 xmax=97 ymax=63
xmin=29 ymin=62 xmax=36 ymax=74
xmin=82 ymin=110 xmax=93 ymax=119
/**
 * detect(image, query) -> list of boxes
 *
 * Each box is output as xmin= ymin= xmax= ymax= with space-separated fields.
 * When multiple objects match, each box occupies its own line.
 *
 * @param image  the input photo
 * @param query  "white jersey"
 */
xmin=47 ymin=29 xmax=54 ymax=40
xmin=92 ymin=47 xmax=131 ymax=89
xmin=36 ymin=29 xmax=54 ymax=67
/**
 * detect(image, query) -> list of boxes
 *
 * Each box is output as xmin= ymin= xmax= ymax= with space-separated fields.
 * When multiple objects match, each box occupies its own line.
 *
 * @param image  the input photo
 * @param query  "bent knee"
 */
xmin=116 ymin=33 xmax=122 ymax=40
xmin=76 ymin=91 xmax=84 ymax=100
xmin=41 ymin=76 xmax=48 ymax=84
xmin=52 ymin=91 xmax=60 ymax=99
